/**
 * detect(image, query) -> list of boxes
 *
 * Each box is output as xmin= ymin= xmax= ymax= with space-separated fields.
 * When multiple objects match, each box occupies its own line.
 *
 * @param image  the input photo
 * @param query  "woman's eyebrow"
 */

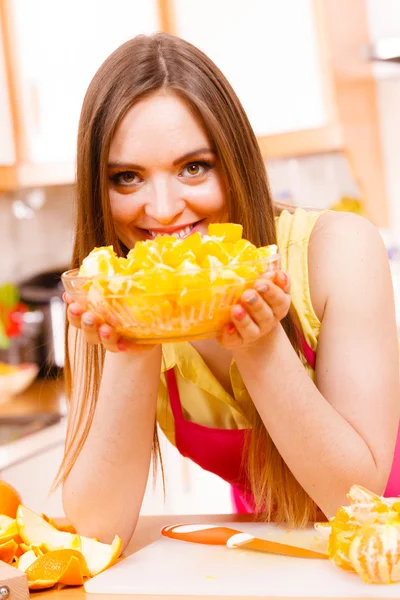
xmin=108 ymin=147 xmax=215 ymax=171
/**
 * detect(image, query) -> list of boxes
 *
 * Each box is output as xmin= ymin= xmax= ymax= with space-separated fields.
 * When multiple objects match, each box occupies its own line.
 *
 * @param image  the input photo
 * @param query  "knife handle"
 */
xmin=161 ymin=524 xmax=242 ymax=545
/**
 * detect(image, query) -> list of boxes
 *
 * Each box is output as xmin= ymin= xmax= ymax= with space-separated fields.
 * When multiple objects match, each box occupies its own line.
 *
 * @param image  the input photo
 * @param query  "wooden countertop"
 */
xmin=0 ymin=377 xmax=66 ymax=417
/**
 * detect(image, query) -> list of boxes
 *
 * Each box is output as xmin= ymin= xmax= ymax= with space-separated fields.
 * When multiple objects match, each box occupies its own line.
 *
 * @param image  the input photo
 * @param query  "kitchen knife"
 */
xmin=161 ymin=524 xmax=327 ymax=559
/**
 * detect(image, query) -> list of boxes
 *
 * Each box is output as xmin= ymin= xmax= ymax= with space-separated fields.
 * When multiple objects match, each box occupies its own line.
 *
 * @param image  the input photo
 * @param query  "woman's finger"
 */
xmin=81 ymin=311 xmax=102 ymax=345
xmin=98 ymin=324 xmax=120 ymax=352
xmin=255 ymin=279 xmax=290 ymax=321
xmin=268 ymin=270 xmax=291 ymax=294
xmin=67 ymin=302 xmax=85 ymax=329
xmin=241 ymin=288 xmax=275 ymax=330
xmin=230 ymin=304 xmax=260 ymax=343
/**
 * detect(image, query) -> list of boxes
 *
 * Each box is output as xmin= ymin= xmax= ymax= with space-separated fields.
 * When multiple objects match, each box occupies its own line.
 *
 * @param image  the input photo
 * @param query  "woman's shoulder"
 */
xmin=308 ymin=211 xmax=388 ymax=321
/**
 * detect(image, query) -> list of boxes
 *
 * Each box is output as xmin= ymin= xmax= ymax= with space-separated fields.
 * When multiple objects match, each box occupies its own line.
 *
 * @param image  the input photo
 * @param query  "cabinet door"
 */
xmin=7 ymin=0 xmax=160 ymax=165
xmin=0 ymin=21 xmax=15 ymax=165
xmin=172 ymin=0 xmax=328 ymax=137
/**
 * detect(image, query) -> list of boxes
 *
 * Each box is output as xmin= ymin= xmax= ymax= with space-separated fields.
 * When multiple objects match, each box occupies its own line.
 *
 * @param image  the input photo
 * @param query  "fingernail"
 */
xmin=118 ymin=342 xmax=126 ymax=352
xmin=99 ymin=328 xmax=110 ymax=339
xmin=226 ymin=323 xmax=236 ymax=335
xmin=69 ymin=306 xmax=82 ymax=316
xmin=255 ymin=282 xmax=268 ymax=294
xmin=233 ymin=306 xmax=246 ymax=320
xmin=82 ymin=317 xmax=94 ymax=327
xmin=244 ymin=292 xmax=257 ymax=305
xmin=62 ymin=292 xmax=67 ymax=303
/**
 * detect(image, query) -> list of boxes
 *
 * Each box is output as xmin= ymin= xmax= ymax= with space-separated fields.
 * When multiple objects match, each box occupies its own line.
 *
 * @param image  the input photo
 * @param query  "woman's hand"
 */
xmin=217 ymin=270 xmax=291 ymax=349
xmin=63 ymin=293 xmax=157 ymax=353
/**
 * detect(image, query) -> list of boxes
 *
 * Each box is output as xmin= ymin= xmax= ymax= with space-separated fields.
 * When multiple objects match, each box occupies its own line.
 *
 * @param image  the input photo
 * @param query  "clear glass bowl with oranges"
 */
xmin=61 ymin=224 xmax=280 ymax=343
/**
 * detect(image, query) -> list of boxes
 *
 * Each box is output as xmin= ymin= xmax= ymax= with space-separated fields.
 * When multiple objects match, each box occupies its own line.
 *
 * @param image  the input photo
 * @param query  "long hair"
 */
xmin=58 ymin=33 xmax=318 ymax=526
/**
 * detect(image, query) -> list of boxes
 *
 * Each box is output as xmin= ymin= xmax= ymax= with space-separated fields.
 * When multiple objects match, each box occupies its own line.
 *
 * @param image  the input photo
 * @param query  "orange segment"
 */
xmin=79 ymin=246 xmax=119 ymax=277
xmin=0 ymin=515 xmax=18 ymax=544
xmin=127 ymin=241 xmax=162 ymax=270
xmin=208 ymin=223 xmax=243 ymax=242
xmin=0 ymin=538 xmax=18 ymax=564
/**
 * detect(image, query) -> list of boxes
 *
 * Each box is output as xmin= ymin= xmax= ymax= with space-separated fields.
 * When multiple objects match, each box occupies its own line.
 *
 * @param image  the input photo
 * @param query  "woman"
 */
xmin=61 ymin=33 xmax=400 ymax=549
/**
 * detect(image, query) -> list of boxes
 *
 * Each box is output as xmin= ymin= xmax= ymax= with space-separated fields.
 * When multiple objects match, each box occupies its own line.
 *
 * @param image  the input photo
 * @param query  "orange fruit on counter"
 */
xmin=0 ymin=480 xmax=22 ymax=518
xmin=16 ymin=504 xmax=122 ymax=577
xmin=348 ymin=524 xmax=400 ymax=584
xmin=316 ymin=485 xmax=400 ymax=584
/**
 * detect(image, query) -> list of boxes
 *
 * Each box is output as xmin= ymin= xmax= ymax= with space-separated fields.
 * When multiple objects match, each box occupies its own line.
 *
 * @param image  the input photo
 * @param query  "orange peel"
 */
xmin=23 ymin=548 xmax=90 ymax=589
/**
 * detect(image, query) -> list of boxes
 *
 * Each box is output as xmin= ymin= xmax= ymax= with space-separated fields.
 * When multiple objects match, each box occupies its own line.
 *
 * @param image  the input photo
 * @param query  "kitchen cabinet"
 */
xmin=365 ymin=0 xmax=400 ymax=79
xmin=0 ymin=0 xmax=343 ymax=190
xmin=0 ymin=0 xmax=389 ymax=227
xmin=172 ymin=0 xmax=332 ymax=138
xmin=0 ymin=20 xmax=15 ymax=166
xmin=0 ymin=0 xmax=162 ymax=188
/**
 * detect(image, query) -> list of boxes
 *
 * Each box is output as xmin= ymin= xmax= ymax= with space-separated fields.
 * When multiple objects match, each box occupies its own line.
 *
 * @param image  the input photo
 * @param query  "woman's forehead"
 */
xmin=109 ymin=91 xmax=211 ymax=164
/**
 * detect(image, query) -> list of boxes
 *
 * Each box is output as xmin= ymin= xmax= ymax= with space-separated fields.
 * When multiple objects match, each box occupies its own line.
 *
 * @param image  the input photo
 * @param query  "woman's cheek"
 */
xmin=109 ymin=190 xmax=142 ymax=225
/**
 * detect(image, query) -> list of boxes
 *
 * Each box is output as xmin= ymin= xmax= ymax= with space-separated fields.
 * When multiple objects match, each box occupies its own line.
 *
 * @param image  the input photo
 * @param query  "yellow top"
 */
xmin=157 ymin=208 xmax=325 ymax=446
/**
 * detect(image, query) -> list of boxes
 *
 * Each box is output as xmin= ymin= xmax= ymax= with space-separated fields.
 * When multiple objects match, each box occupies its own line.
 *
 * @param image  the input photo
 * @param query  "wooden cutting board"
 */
xmin=84 ymin=522 xmax=400 ymax=597
xmin=0 ymin=560 xmax=29 ymax=600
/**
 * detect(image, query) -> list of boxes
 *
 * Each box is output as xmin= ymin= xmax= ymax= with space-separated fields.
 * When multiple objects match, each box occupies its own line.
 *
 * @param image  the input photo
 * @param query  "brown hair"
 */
xmin=59 ymin=33 xmax=318 ymax=526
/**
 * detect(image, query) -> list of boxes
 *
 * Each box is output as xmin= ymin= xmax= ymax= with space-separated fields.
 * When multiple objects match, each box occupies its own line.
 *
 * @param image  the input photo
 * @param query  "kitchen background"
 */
xmin=0 ymin=0 xmax=400 ymax=517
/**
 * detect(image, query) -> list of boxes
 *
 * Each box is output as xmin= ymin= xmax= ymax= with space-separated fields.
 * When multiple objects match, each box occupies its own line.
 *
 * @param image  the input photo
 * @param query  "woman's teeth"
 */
xmin=148 ymin=224 xmax=195 ymax=239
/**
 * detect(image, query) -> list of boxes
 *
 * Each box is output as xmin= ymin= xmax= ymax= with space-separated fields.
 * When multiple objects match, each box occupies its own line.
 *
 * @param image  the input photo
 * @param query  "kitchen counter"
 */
xmin=0 ymin=377 xmax=66 ymax=417
xmin=0 ymin=378 xmax=67 ymax=471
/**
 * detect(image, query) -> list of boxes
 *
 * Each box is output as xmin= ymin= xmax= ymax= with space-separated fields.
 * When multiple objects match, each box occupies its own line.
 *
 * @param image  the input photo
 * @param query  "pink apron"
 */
xmin=165 ymin=337 xmax=400 ymax=513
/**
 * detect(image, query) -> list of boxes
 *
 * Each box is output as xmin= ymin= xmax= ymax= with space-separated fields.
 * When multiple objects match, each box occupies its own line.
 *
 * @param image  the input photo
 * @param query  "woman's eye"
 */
xmin=111 ymin=171 xmax=141 ymax=185
xmin=181 ymin=162 xmax=211 ymax=178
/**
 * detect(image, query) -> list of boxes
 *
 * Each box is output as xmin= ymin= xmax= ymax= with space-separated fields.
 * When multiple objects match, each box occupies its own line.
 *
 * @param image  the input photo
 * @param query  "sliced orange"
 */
xmin=198 ymin=239 xmax=230 ymax=265
xmin=0 ymin=515 xmax=18 ymax=544
xmin=79 ymin=246 xmax=119 ymax=277
xmin=0 ymin=538 xmax=18 ymax=564
xmin=180 ymin=231 xmax=203 ymax=257
xmin=208 ymin=223 xmax=243 ymax=243
xmin=127 ymin=241 xmax=162 ymax=270
xmin=230 ymin=239 xmax=258 ymax=263
xmin=16 ymin=505 xmax=122 ymax=578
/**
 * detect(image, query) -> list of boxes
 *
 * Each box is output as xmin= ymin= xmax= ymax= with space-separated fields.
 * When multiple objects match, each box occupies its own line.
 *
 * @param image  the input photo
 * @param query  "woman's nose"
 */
xmin=144 ymin=179 xmax=185 ymax=223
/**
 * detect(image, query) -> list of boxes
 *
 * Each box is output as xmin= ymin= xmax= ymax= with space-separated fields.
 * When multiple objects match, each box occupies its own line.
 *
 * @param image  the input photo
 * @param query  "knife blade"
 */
xmin=161 ymin=524 xmax=327 ymax=559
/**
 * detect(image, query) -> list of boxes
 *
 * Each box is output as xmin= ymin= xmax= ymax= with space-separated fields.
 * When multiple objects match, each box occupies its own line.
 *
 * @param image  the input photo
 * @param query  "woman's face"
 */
xmin=108 ymin=91 xmax=228 ymax=249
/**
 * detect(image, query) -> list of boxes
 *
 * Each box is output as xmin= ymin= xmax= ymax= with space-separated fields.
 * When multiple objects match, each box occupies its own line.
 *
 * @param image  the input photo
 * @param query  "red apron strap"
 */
xmin=165 ymin=369 xmax=184 ymax=424
xmin=300 ymin=335 xmax=316 ymax=370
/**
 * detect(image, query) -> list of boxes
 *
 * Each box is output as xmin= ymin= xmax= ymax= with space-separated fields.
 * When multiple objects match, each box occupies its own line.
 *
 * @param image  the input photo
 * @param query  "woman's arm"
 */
xmin=233 ymin=212 xmax=400 ymax=518
xmin=62 ymin=330 xmax=162 ymax=549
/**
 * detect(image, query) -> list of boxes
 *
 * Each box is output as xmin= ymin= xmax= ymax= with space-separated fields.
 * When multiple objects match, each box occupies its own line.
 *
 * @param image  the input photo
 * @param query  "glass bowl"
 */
xmin=62 ymin=253 xmax=280 ymax=343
